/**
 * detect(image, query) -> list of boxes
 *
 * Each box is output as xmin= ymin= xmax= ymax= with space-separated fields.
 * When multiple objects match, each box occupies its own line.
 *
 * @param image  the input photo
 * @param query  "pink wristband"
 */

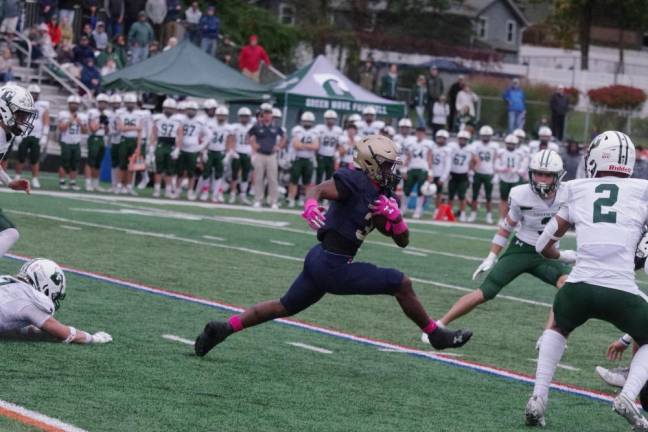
xmin=228 ymin=315 xmax=244 ymax=332
xmin=304 ymin=198 xmax=318 ymax=209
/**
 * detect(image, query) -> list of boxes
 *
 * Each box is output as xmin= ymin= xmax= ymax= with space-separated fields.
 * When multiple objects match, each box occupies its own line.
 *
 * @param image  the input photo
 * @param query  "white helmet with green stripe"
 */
xmin=528 ymin=149 xmax=564 ymax=198
xmin=585 ymin=130 xmax=635 ymax=178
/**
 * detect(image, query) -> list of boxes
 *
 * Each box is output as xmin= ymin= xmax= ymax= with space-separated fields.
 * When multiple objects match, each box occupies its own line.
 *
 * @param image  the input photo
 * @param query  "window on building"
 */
xmin=477 ymin=17 xmax=488 ymax=40
xmin=506 ymin=20 xmax=516 ymax=44
xmin=279 ymin=3 xmax=295 ymax=26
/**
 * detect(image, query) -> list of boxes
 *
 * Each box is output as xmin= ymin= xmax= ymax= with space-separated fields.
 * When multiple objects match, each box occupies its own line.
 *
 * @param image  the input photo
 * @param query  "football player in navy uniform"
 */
xmin=195 ymin=135 xmax=472 ymax=356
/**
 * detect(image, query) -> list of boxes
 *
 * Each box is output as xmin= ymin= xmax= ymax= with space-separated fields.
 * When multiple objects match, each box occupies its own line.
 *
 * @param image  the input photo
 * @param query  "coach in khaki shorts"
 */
xmin=249 ymin=104 xmax=286 ymax=208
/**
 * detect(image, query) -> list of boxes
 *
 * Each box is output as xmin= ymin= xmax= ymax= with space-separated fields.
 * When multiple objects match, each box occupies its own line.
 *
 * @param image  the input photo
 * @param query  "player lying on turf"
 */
xmin=526 ymin=131 xmax=648 ymax=431
xmin=423 ymin=150 xmax=574 ymax=343
xmin=0 ymin=258 xmax=112 ymax=345
xmin=195 ymin=135 xmax=472 ymax=357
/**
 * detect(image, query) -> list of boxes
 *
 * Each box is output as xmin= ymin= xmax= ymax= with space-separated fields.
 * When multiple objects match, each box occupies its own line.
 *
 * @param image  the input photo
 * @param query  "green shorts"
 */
xmin=472 ymin=173 xmax=494 ymax=202
xmin=0 ymin=209 xmax=15 ymax=230
xmin=155 ymin=143 xmax=175 ymax=176
xmin=60 ymin=142 xmax=80 ymax=173
xmin=404 ymin=169 xmax=427 ymax=196
xmin=480 ymin=237 xmax=570 ymax=301
xmin=87 ymin=135 xmax=105 ymax=170
xmin=316 ymin=155 xmax=335 ymax=183
xmin=290 ymin=158 xmax=314 ymax=185
xmin=448 ymin=173 xmax=469 ymax=200
xmin=18 ymin=136 xmax=40 ymax=165
xmin=231 ymin=153 xmax=252 ymax=181
xmin=499 ymin=180 xmax=519 ymax=201
xmin=117 ymin=137 xmax=137 ymax=170
xmin=177 ymin=151 xmax=199 ymax=176
xmin=202 ymin=150 xmax=224 ymax=180
xmin=554 ymin=281 xmax=648 ymax=344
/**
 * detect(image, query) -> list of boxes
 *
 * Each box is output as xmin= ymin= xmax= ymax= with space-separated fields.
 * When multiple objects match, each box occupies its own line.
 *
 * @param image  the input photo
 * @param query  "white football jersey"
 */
xmin=116 ymin=109 xmax=141 ymax=138
xmin=291 ymin=125 xmax=319 ymax=159
xmin=134 ymin=109 xmax=152 ymax=141
xmin=471 ymin=140 xmax=499 ymax=175
xmin=0 ymin=129 xmax=10 ymax=154
xmin=529 ymin=140 xmax=560 ymax=155
xmin=404 ymin=138 xmax=433 ymax=171
xmin=181 ymin=116 xmax=206 ymax=152
xmin=356 ymin=120 xmax=385 ymax=138
xmin=339 ymin=134 xmax=358 ymax=165
xmin=314 ymin=124 xmax=343 ymax=157
xmin=431 ymin=143 xmax=452 ymax=182
xmin=86 ymin=108 xmax=111 ymax=137
xmin=393 ymin=133 xmax=410 ymax=154
xmin=204 ymin=118 xmax=231 ymax=152
xmin=58 ymin=111 xmax=87 ymax=144
xmin=0 ymin=276 xmax=54 ymax=333
xmin=558 ymin=177 xmax=648 ymax=295
xmin=508 ymin=183 xmax=564 ymax=247
xmin=109 ymin=107 xmax=125 ymax=144
xmin=230 ymin=122 xmax=253 ymax=154
xmin=449 ymin=142 xmax=472 ymax=174
xmin=153 ymin=113 xmax=182 ymax=141
xmin=497 ymin=148 xmax=526 ymax=183
xmin=29 ymin=100 xmax=50 ymax=138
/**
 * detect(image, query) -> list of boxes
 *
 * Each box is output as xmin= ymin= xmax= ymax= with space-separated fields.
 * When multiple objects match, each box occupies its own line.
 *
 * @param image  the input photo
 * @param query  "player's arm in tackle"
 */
xmin=472 ymin=215 xmax=517 ymax=280
xmin=11 ymin=317 xmax=112 ymax=345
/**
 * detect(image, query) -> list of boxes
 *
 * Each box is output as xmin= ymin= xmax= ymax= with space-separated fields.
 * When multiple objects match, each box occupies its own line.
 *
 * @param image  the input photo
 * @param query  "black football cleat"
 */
xmin=427 ymin=326 xmax=472 ymax=350
xmin=194 ymin=320 xmax=233 ymax=357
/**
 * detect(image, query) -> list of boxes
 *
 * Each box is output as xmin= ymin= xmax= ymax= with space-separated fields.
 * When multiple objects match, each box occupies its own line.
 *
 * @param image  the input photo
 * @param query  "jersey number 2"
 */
xmin=593 ymin=184 xmax=618 ymax=223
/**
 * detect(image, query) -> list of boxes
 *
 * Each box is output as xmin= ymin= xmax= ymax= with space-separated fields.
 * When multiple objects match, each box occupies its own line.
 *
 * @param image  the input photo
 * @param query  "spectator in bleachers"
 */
xmin=128 ymin=11 xmax=154 ymax=65
xmin=105 ymin=0 xmax=125 ymax=37
xmin=81 ymin=58 xmax=101 ymax=94
xmin=37 ymin=23 xmax=56 ymax=59
xmin=359 ymin=59 xmax=376 ymax=92
xmin=561 ymin=139 xmax=581 ymax=181
xmin=81 ymin=23 xmax=97 ymax=49
xmin=47 ymin=15 xmax=62 ymax=47
xmin=410 ymin=74 xmax=428 ymax=129
xmin=455 ymin=84 xmax=478 ymax=118
xmin=124 ymin=0 xmax=147 ymax=36
xmin=145 ymin=0 xmax=167 ymax=38
xmin=454 ymin=105 xmax=475 ymax=132
xmin=184 ymin=1 xmax=202 ymax=45
xmin=447 ymin=74 xmax=465 ymax=132
xmin=0 ymin=47 xmax=15 ymax=83
xmin=239 ymin=34 xmax=270 ymax=82
xmin=218 ymin=35 xmax=235 ymax=66
xmin=0 ymin=0 xmax=20 ymax=35
xmin=39 ymin=0 xmax=58 ymax=23
xmin=82 ymin=0 xmax=98 ymax=29
xmin=632 ymin=145 xmax=648 ymax=180
xmin=502 ymin=78 xmax=526 ymax=133
xmin=163 ymin=36 xmax=177 ymax=51
xmin=93 ymin=21 xmax=108 ymax=51
xmin=100 ymin=57 xmax=117 ymax=75
xmin=162 ymin=0 xmax=183 ymax=47
xmin=148 ymin=40 xmax=160 ymax=56
xmin=379 ymin=64 xmax=399 ymax=100
xmin=199 ymin=5 xmax=219 ymax=56
xmin=113 ymin=35 xmax=128 ymax=67
xmin=73 ymin=35 xmax=95 ymax=65
xmin=550 ymin=85 xmax=569 ymax=141
xmin=96 ymin=43 xmax=123 ymax=68
xmin=426 ymin=65 xmax=444 ymax=122
xmin=56 ymin=40 xmax=75 ymax=64
xmin=60 ymin=14 xmax=74 ymax=44
xmin=431 ymin=94 xmax=450 ymax=135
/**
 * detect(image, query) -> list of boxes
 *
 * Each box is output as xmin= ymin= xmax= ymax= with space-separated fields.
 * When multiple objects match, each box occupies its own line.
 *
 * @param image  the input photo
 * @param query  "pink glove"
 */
xmin=371 ymin=195 xmax=408 ymax=235
xmin=302 ymin=198 xmax=326 ymax=231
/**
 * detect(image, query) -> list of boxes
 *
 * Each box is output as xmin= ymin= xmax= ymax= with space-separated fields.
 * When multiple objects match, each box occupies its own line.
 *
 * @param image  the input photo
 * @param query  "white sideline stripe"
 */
xmin=162 ymin=334 xmax=194 ymax=346
xmin=9 ymin=210 xmax=553 ymax=309
xmin=378 ymin=347 xmax=464 ymax=357
xmin=270 ymin=240 xmax=295 ymax=247
xmin=528 ymin=359 xmax=581 ymax=372
xmin=286 ymin=342 xmax=333 ymax=354
xmin=403 ymin=250 xmax=428 ymax=257
xmin=0 ymin=399 xmax=88 ymax=432
xmin=4 ymin=253 xmax=615 ymax=406
xmin=60 ymin=225 xmax=81 ymax=231
xmin=203 ymin=235 xmax=225 ymax=241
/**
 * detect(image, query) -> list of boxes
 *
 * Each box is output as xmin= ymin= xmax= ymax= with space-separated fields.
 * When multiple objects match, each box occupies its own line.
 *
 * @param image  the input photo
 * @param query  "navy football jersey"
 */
xmin=317 ymin=168 xmax=380 ymax=254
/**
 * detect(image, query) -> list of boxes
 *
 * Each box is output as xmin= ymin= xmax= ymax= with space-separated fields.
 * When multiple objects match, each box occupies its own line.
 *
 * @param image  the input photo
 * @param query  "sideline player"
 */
xmin=151 ymin=98 xmax=183 ymax=198
xmin=57 ymin=95 xmax=87 ymax=191
xmin=14 ymin=84 xmax=48 ymax=189
xmin=0 ymin=258 xmax=112 ymax=345
xmin=401 ymin=126 xmax=433 ymax=219
xmin=526 ymin=131 xmax=648 ymax=430
xmin=314 ymin=110 xmax=343 ymax=183
xmin=468 ymin=125 xmax=498 ymax=224
xmin=430 ymin=150 xmax=573 ymax=338
xmin=85 ymin=93 xmax=111 ymax=192
xmin=431 ymin=129 xmax=451 ymax=209
xmin=448 ymin=130 xmax=472 ymax=222
xmin=195 ymin=135 xmax=472 ymax=357
xmin=496 ymin=134 xmax=525 ymax=221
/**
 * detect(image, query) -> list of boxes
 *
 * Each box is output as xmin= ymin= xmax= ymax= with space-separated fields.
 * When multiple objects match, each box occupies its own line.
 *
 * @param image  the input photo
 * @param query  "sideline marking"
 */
xmin=286 ymin=342 xmax=333 ymax=354
xmin=5 ymin=253 xmax=616 ymax=406
xmin=202 ymin=235 xmax=225 ymax=242
xmin=270 ymin=240 xmax=295 ymax=247
xmin=60 ymin=225 xmax=81 ymax=231
xmin=0 ymin=399 xmax=88 ymax=432
xmin=528 ymin=359 xmax=581 ymax=372
xmin=162 ymin=334 xmax=194 ymax=346
xmin=403 ymin=250 xmax=428 ymax=257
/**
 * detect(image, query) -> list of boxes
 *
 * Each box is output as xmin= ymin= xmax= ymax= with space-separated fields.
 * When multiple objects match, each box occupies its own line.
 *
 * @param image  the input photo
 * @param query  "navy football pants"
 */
xmin=280 ymin=244 xmax=404 ymax=314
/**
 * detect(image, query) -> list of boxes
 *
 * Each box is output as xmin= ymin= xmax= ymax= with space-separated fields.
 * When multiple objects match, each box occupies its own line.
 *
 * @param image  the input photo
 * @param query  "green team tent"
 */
xmin=102 ymin=40 xmax=269 ymax=101
xmin=272 ymin=55 xmax=406 ymax=123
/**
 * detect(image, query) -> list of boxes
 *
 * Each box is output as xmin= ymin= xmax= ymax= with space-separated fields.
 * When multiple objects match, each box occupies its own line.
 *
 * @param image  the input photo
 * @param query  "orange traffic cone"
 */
xmin=434 ymin=204 xmax=456 ymax=222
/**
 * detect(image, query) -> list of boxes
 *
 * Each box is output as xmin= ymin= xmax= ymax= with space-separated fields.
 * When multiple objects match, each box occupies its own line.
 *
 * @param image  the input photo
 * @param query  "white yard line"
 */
xmin=286 ymin=342 xmax=333 ymax=354
xmin=60 ymin=225 xmax=82 ymax=231
xmin=203 ymin=235 xmax=225 ymax=241
xmin=270 ymin=240 xmax=295 ymax=246
xmin=378 ymin=347 xmax=464 ymax=357
xmin=528 ymin=358 xmax=581 ymax=372
xmin=403 ymin=250 xmax=428 ymax=257
xmin=0 ymin=399 xmax=88 ymax=432
xmin=162 ymin=334 xmax=194 ymax=346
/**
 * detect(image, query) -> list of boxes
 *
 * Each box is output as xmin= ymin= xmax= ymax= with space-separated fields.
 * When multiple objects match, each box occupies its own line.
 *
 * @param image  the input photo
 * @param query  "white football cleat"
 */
xmin=59 ymin=182 xmax=68 ymax=190
xmin=467 ymin=212 xmax=477 ymax=222
xmin=153 ymin=189 xmax=161 ymax=198
xmin=271 ymin=203 xmax=279 ymax=210
xmin=187 ymin=191 xmax=197 ymax=201
xmin=420 ymin=332 xmax=429 ymax=344
xmin=525 ymin=395 xmax=547 ymax=427
xmin=458 ymin=212 xmax=466 ymax=222
xmin=199 ymin=190 xmax=209 ymax=201
xmin=412 ymin=210 xmax=422 ymax=219
xmin=240 ymin=195 xmax=251 ymax=205
xmin=228 ymin=194 xmax=236 ymax=204
xmin=596 ymin=366 xmax=629 ymax=388
xmin=71 ymin=183 xmax=81 ymax=191
xmin=252 ymin=201 xmax=261 ymax=209
xmin=31 ymin=177 xmax=40 ymax=189
xmin=613 ymin=394 xmax=648 ymax=431
xmin=485 ymin=213 xmax=494 ymax=224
